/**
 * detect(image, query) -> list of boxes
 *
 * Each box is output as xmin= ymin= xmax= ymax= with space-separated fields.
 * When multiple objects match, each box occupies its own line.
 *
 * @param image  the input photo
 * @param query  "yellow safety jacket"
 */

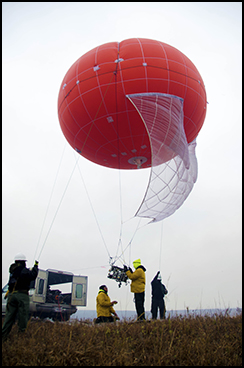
xmin=96 ymin=290 xmax=116 ymax=317
xmin=126 ymin=265 xmax=146 ymax=293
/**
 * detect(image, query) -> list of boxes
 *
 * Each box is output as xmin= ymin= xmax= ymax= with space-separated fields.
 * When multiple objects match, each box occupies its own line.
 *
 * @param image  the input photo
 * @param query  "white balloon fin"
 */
xmin=126 ymin=93 xmax=198 ymax=223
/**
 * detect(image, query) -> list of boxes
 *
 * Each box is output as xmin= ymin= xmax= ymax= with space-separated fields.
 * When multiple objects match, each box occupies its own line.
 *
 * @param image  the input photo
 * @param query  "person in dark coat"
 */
xmin=151 ymin=271 xmax=168 ymax=319
xmin=2 ymin=253 xmax=38 ymax=341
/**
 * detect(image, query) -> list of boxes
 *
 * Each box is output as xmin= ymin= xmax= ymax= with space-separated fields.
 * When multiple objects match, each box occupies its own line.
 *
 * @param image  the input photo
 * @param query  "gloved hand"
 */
xmin=4 ymin=290 xmax=9 ymax=299
xmin=129 ymin=267 xmax=133 ymax=273
xmin=34 ymin=260 xmax=39 ymax=266
xmin=123 ymin=265 xmax=128 ymax=272
xmin=157 ymin=271 xmax=160 ymax=276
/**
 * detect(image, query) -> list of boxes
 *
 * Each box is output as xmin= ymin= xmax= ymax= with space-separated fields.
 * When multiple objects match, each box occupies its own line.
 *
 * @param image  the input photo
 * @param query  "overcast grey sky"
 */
xmin=2 ymin=2 xmax=242 ymax=314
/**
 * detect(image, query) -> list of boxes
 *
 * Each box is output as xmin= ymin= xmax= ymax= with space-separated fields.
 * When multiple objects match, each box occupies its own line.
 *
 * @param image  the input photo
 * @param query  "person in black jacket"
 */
xmin=2 ymin=253 xmax=38 ymax=341
xmin=151 ymin=271 xmax=168 ymax=319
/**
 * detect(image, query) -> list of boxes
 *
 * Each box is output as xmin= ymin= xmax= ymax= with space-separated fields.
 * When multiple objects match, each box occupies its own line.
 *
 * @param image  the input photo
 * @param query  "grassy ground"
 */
xmin=2 ymin=310 xmax=242 ymax=366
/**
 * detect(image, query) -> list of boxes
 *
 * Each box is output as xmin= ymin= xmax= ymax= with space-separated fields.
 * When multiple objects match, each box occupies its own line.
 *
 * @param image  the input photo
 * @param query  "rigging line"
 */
xmin=114 ymin=50 xmax=124 ymax=260
xmin=117 ymin=218 xmax=142 ymax=263
xmin=58 ymin=69 xmax=118 ymax=112
xmin=159 ymin=221 xmax=163 ymax=271
xmin=75 ymin=154 xmax=111 ymax=258
xmin=129 ymin=229 xmax=132 ymax=266
xmin=33 ymin=144 xmax=66 ymax=263
xmin=79 ymin=72 xmax=115 ymax=156
xmin=59 ymin=63 xmax=205 ymax=113
xmin=120 ymin=219 xmax=149 ymax=264
xmin=70 ymin=264 xmax=110 ymax=272
xmin=37 ymin=75 xmax=115 ymax=257
xmin=115 ymin=168 xmax=124 ymax=261
xmin=37 ymin=155 xmax=80 ymax=260
xmin=71 ymin=71 xmax=115 ymax=261
xmin=36 ymin=73 xmax=116 ymax=262
xmin=121 ymin=215 xmax=139 ymax=225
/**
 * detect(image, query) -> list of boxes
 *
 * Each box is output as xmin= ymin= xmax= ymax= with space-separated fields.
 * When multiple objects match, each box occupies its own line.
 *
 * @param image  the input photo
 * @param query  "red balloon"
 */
xmin=58 ymin=38 xmax=207 ymax=170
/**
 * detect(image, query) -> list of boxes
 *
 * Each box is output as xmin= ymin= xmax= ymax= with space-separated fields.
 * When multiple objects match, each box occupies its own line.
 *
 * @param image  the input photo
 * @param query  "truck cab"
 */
xmin=2 ymin=268 xmax=87 ymax=321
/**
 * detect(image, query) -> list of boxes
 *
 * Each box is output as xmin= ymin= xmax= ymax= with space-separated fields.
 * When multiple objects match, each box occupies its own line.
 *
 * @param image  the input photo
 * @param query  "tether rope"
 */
xmin=113 ymin=46 xmax=130 ymax=265
xmin=75 ymin=154 xmax=111 ymax=258
xmin=35 ymin=72 xmax=116 ymax=261
xmin=37 ymin=155 xmax=80 ymax=260
xmin=116 ymin=217 xmax=142 ymax=265
xmin=33 ymin=144 xmax=66 ymax=263
xmin=159 ymin=221 xmax=163 ymax=271
xmin=79 ymin=72 xmax=115 ymax=155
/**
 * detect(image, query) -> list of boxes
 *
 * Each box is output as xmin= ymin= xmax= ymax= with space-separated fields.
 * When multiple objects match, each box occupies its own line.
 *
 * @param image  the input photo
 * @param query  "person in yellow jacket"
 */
xmin=95 ymin=285 xmax=120 ymax=324
xmin=125 ymin=259 xmax=146 ymax=321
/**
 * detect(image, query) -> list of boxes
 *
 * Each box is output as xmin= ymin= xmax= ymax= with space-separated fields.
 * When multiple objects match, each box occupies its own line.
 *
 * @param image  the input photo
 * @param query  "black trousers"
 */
xmin=95 ymin=316 xmax=114 ymax=323
xmin=134 ymin=292 xmax=145 ymax=320
xmin=151 ymin=297 xmax=166 ymax=319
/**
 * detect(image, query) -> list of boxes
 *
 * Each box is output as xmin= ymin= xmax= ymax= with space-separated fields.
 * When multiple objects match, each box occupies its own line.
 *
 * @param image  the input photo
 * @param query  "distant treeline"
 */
xmin=71 ymin=307 xmax=242 ymax=321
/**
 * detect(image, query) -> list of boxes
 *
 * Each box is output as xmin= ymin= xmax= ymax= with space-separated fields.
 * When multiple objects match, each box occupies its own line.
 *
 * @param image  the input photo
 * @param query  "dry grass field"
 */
xmin=2 ymin=310 xmax=242 ymax=366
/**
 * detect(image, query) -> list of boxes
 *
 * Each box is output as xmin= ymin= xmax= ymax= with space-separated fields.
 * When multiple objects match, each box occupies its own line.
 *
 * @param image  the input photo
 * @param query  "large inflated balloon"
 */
xmin=58 ymin=38 xmax=207 ymax=222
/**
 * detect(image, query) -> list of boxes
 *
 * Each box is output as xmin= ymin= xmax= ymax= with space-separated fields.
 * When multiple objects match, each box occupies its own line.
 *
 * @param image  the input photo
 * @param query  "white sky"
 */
xmin=2 ymin=2 xmax=242 ymax=314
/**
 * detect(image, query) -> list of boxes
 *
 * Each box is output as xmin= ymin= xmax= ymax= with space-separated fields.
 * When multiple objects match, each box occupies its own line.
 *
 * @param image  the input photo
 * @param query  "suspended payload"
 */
xmin=107 ymin=265 xmax=129 ymax=288
xmin=57 ymin=38 xmax=207 ymax=222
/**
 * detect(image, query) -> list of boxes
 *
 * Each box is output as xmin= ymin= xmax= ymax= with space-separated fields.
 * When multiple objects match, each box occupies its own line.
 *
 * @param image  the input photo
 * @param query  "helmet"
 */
xmin=14 ymin=253 xmax=27 ymax=262
xmin=157 ymin=273 xmax=162 ymax=281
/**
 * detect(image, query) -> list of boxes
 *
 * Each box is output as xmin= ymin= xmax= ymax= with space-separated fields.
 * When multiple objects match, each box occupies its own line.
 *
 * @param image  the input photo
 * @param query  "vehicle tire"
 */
xmin=52 ymin=312 xmax=70 ymax=322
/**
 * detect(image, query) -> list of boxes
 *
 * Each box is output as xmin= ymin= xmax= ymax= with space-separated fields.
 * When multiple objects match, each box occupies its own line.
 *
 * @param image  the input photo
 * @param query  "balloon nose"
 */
xmin=128 ymin=156 xmax=148 ymax=169
xmin=134 ymin=158 xmax=143 ymax=169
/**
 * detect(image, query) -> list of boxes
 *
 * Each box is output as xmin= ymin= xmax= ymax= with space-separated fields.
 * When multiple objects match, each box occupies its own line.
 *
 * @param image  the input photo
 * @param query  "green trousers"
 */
xmin=2 ymin=292 xmax=29 ymax=341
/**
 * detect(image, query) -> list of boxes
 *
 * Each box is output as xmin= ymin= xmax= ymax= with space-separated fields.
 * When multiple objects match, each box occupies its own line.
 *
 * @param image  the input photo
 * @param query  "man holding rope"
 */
xmin=2 ymin=253 xmax=38 ymax=342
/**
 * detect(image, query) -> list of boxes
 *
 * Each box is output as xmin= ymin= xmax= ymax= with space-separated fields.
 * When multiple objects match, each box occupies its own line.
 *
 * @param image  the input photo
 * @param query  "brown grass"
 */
xmin=2 ymin=310 xmax=242 ymax=366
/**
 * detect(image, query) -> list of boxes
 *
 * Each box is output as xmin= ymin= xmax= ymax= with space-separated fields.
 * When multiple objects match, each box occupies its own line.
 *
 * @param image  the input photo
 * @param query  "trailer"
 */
xmin=2 ymin=268 xmax=88 ymax=321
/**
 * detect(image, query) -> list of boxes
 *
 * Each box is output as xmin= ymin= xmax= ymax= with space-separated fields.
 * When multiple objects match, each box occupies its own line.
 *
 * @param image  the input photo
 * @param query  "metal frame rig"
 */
xmin=107 ymin=265 xmax=129 ymax=288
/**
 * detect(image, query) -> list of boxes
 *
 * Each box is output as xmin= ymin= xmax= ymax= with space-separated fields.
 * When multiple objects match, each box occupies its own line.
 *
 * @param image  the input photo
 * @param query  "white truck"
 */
xmin=2 ymin=268 xmax=88 ymax=321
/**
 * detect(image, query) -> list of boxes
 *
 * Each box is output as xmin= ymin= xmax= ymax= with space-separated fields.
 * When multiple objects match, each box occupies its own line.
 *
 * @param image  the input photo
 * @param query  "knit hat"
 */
xmin=99 ymin=285 xmax=107 ymax=291
xmin=99 ymin=285 xmax=108 ymax=294
xmin=133 ymin=259 xmax=141 ymax=269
